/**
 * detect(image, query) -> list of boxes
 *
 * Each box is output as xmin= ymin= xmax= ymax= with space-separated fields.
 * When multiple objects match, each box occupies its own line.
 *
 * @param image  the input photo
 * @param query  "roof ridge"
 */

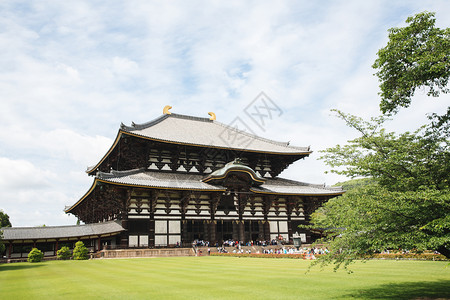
xmin=121 ymin=114 xmax=169 ymax=131
xmin=269 ymin=177 xmax=344 ymax=191
xmin=97 ymin=168 xmax=145 ymax=179
xmin=121 ymin=113 xmax=213 ymax=131
xmin=121 ymin=112 xmax=309 ymax=151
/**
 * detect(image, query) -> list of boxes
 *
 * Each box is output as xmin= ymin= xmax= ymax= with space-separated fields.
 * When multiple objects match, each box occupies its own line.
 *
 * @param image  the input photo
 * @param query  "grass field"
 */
xmin=0 ymin=257 xmax=449 ymax=299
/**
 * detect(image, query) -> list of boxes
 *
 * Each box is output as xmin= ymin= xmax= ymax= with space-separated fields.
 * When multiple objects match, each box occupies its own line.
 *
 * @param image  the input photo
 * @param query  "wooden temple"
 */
xmin=2 ymin=107 xmax=344 ymax=258
xmin=65 ymin=107 xmax=344 ymax=248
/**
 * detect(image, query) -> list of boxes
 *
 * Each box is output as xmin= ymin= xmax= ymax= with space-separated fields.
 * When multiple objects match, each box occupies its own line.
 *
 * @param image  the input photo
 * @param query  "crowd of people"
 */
xmin=194 ymin=239 xmax=282 ymax=249
xmin=192 ymin=238 xmax=332 ymax=258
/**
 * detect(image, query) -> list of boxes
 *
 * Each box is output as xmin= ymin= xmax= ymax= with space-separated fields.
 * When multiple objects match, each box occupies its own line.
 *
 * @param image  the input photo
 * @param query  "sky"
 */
xmin=1 ymin=1 xmax=449 ymax=227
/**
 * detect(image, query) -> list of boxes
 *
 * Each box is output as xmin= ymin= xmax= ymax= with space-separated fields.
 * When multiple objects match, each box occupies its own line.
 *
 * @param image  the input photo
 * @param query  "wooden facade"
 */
xmin=64 ymin=111 xmax=344 ymax=248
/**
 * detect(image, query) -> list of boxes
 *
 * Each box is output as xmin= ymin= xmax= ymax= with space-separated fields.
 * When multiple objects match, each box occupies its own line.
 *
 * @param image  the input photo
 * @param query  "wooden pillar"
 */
xmin=180 ymin=192 xmax=189 ymax=247
xmin=301 ymin=197 xmax=313 ymax=244
xmin=54 ymin=240 xmax=59 ymax=256
xmin=203 ymin=221 xmax=209 ymax=241
xmin=238 ymin=221 xmax=244 ymax=242
xmin=263 ymin=221 xmax=270 ymax=241
xmin=258 ymin=220 xmax=265 ymax=240
xmin=287 ymin=218 xmax=293 ymax=243
xmin=181 ymin=220 xmax=188 ymax=247
xmin=97 ymin=236 xmax=102 ymax=251
xmin=237 ymin=191 xmax=247 ymax=242
xmin=209 ymin=221 xmax=216 ymax=244
xmin=148 ymin=216 xmax=155 ymax=248
xmin=232 ymin=221 xmax=239 ymax=241
xmin=209 ymin=193 xmax=219 ymax=245
xmin=148 ymin=191 xmax=157 ymax=248
xmin=8 ymin=242 xmax=12 ymax=258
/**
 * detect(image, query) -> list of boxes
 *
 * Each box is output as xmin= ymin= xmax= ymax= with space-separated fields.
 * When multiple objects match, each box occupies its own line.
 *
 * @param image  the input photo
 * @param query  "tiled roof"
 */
xmin=97 ymin=169 xmax=225 ymax=191
xmin=120 ymin=113 xmax=310 ymax=154
xmin=202 ymin=159 xmax=266 ymax=186
xmin=1 ymin=220 xmax=125 ymax=241
xmin=251 ymin=177 xmax=344 ymax=195
xmin=96 ymin=169 xmax=344 ymax=196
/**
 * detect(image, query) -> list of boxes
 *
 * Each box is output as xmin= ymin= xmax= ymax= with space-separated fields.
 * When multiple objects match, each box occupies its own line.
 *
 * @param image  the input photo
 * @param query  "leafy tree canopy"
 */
xmin=373 ymin=11 xmax=450 ymax=116
xmin=322 ymin=110 xmax=450 ymax=192
xmin=313 ymin=110 xmax=450 ymax=270
xmin=0 ymin=210 xmax=11 ymax=228
xmin=0 ymin=210 xmax=11 ymax=255
xmin=311 ymin=11 xmax=450 ymax=271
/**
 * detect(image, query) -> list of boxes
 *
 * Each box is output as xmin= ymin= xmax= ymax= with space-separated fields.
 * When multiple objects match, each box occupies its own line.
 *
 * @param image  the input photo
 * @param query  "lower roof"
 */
xmin=66 ymin=169 xmax=344 ymax=213
xmin=96 ymin=169 xmax=343 ymax=196
xmin=1 ymin=220 xmax=125 ymax=241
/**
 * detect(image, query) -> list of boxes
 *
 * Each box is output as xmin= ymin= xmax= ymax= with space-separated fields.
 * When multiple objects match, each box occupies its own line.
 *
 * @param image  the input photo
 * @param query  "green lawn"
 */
xmin=0 ymin=257 xmax=449 ymax=299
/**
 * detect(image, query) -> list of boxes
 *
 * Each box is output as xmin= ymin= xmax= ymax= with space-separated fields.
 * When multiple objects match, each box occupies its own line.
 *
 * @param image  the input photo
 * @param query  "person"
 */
xmin=208 ymin=248 xmax=211 ymax=255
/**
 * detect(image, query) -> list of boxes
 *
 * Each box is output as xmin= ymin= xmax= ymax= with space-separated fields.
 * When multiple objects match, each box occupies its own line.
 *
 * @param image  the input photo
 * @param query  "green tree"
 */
xmin=72 ymin=241 xmax=89 ymax=260
xmin=27 ymin=248 xmax=44 ymax=263
xmin=313 ymin=111 xmax=450 ymax=270
xmin=372 ymin=11 xmax=450 ymax=117
xmin=57 ymin=246 xmax=72 ymax=260
xmin=0 ymin=210 xmax=11 ymax=227
xmin=0 ymin=210 xmax=11 ymax=255
xmin=0 ymin=231 xmax=4 ymax=255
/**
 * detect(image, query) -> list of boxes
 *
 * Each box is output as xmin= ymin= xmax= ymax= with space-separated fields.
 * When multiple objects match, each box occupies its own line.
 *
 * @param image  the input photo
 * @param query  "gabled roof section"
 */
xmin=202 ymin=159 xmax=266 ymax=186
xmin=121 ymin=113 xmax=311 ymax=154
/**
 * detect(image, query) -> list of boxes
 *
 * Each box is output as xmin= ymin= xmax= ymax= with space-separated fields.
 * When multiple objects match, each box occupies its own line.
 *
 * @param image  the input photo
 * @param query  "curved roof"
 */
xmin=87 ymin=113 xmax=311 ymax=174
xmin=66 ymin=169 xmax=344 ymax=213
xmin=121 ymin=113 xmax=310 ymax=154
xmin=202 ymin=159 xmax=266 ymax=186
xmin=1 ymin=220 xmax=125 ymax=241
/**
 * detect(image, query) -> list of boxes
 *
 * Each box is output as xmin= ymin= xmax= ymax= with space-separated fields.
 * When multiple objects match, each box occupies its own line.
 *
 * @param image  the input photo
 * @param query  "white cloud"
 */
xmin=0 ymin=157 xmax=54 ymax=190
xmin=0 ymin=0 xmax=449 ymax=226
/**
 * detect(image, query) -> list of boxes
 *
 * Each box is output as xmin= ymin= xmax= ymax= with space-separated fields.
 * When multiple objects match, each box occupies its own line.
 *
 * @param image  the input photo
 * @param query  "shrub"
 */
xmin=370 ymin=253 xmax=448 ymax=261
xmin=57 ymin=246 xmax=72 ymax=260
xmin=72 ymin=241 xmax=89 ymax=260
xmin=27 ymin=248 xmax=44 ymax=263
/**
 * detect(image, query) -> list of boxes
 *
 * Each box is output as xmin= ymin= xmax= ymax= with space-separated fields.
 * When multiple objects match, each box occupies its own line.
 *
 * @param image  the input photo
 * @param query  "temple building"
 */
xmin=2 ymin=107 xmax=344 ymax=258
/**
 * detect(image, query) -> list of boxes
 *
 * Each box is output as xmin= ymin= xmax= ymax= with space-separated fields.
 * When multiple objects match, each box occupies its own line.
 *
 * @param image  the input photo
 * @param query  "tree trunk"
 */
xmin=437 ymin=245 xmax=450 ymax=259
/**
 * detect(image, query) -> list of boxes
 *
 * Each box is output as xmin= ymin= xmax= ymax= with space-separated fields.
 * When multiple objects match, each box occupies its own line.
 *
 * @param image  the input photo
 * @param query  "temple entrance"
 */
xmin=244 ymin=220 xmax=260 ymax=242
xmin=186 ymin=220 xmax=205 ymax=241
xmin=216 ymin=220 xmax=233 ymax=242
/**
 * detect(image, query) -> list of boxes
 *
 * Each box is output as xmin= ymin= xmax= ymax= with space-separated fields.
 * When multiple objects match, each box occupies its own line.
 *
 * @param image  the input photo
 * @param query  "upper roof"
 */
xmin=1 ymin=220 xmax=125 ymax=241
xmin=86 ymin=111 xmax=312 ymax=175
xmin=120 ymin=113 xmax=311 ymax=154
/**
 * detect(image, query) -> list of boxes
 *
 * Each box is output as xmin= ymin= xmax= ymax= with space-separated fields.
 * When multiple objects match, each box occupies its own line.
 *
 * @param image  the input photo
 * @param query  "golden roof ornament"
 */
xmin=208 ymin=112 xmax=216 ymax=120
xmin=163 ymin=105 xmax=172 ymax=115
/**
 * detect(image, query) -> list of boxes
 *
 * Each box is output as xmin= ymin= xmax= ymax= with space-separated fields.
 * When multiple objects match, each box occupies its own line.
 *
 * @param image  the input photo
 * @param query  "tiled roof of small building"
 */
xmin=1 ymin=220 xmax=124 ymax=241
xmin=120 ymin=113 xmax=310 ymax=154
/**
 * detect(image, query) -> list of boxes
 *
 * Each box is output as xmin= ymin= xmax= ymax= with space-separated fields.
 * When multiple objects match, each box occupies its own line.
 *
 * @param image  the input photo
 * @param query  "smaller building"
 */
xmin=1 ymin=221 xmax=124 ymax=259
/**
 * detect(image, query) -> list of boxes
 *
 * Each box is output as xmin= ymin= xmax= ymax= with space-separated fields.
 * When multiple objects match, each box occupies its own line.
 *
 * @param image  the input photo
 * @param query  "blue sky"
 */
xmin=1 ymin=1 xmax=449 ymax=227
